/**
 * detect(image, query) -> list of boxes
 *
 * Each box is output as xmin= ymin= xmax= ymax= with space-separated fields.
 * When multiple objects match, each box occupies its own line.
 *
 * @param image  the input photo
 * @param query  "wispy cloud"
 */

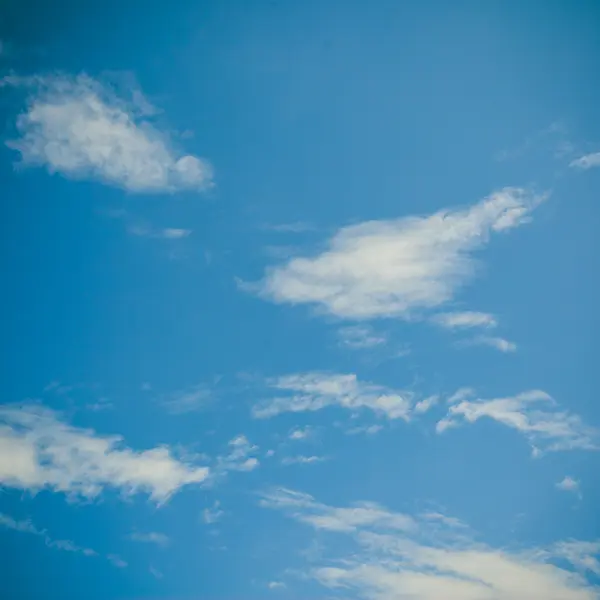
xmin=437 ymin=390 xmax=598 ymax=453
xmin=345 ymin=424 xmax=384 ymax=436
xmin=337 ymin=325 xmax=387 ymax=349
xmin=431 ymin=311 xmax=497 ymax=330
xmin=263 ymin=222 xmax=315 ymax=233
xmin=213 ymin=435 xmax=260 ymax=474
xmin=3 ymin=73 xmax=213 ymax=193
xmin=127 ymin=531 xmax=170 ymax=547
xmin=203 ymin=500 xmax=224 ymax=524
xmin=253 ymin=372 xmax=414 ymax=421
xmin=462 ymin=335 xmax=517 ymax=353
xmin=0 ymin=511 xmax=127 ymax=565
xmin=107 ymin=554 xmax=128 ymax=568
xmin=260 ymin=488 xmax=600 ymax=600
xmin=0 ymin=403 xmax=210 ymax=502
xmin=250 ymin=188 xmax=546 ymax=320
xmin=159 ymin=384 xmax=213 ymax=415
xmin=414 ymin=395 xmax=440 ymax=414
xmin=259 ymin=488 xmax=416 ymax=533
xmin=128 ymin=224 xmax=192 ymax=240
xmin=267 ymin=581 xmax=286 ymax=590
xmin=280 ymin=455 xmax=325 ymax=466
xmin=570 ymin=152 xmax=600 ymax=170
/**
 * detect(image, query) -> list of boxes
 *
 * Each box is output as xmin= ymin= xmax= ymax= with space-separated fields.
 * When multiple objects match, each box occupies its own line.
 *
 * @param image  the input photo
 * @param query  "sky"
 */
xmin=1 ymin=1 xmax=600 ymax=599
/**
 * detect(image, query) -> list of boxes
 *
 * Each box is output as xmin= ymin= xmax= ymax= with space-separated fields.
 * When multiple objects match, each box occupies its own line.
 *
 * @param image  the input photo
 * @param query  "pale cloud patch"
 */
xmin=267 ymin=581 xmax=287 ymax=590
xmin=250 ymin=188 xmax=546 ymax=320
xmin=3 ymin=73 xmax=213 ymax=193
xmin=556 ymin=476 xmax=581 ymax=496
xmin=253 ymin=372 xmax=414 ymax=421
xmin=127 ymin=531 xmax=170 ymax=547
xmin=214 ymin=435 xmax=260 ymax=474
xmin=346 ymin=424 xmax=383 ymax=436
xmin=337 ymin=325 xmax=387 ymax=349
xmin=261 ymin=488 xmax=600 ymax=600
xmin=0 ymin=403 xmax=210 ymax=502
xmin=128 ymin=224 xmax=192 ymax=240
xmin=570 ymin=152 xmax=600 ymax=170
xmin=431 ymin=311 xmax=497 ymax=330
xmin=414 ymin=395 xmax=439 ymax=415
xmin=289 ymin=426 xmax=312 ymax=440
xmin=159 ymin=384 xmax=212 ymax=415
xmin=203 ymin=500 xmax=224 ymax=524
xmin=107 ymin=555 xmax=128 ymax=568
xmin=281 ymin=455 xmax=325 ymax=466
xmin=436 ymin=390 xmax=598 ymax=453
xmin=464 ymin=335 xmax=517 ymax=353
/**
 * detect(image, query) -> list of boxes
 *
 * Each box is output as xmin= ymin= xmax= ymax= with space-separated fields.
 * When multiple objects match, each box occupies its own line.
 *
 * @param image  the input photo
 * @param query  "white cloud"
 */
xmin=0 ymin=403 xmax=210 ymax=502
xmin=465 ymin=335 xmax=517 ymax=353
xmin=214 ymin=435 xmax=260 ymax=474
xmin=436 ymin=390 xmax=598 ymax=453
xmin=281 ymin=455 xmax=325 ymax=466
xmin=556 ymin=476 xmax=581 ymax=495
xmin=127 ymin=531 xmax=170 ymax=547
xmin=267 ymin=581 xmax=287 ymax=589
xmin=432 ymin=311 xmax=497 ymax=329
xmin=261 ymin=488 xmax=600 ymax=600
xmin=3 ymin=73 xmax=213 ymax=193
xmin=337 ymin=325 xmax=387 ymax=349
xmin=289 ymin=427 xmax=312 ymax=440
xmin=259 ymin=488 xmax=416 ymax=534
xmin=203 ymin=500 xmax=224 ymax=524
xmin=414 ymin=395 xmax=439 ymax=414
xmin=570 ymin=152 xmax=600 ymax=170
xmin=251 ymin=188 xmax=545 ymax=320
xmin=547 ymin=541 xmax=600 ymax=576
xmin=1 ymin=511 xmax=98 ymax=559
xmin=253 ymin=372 xmax=414 ymax=421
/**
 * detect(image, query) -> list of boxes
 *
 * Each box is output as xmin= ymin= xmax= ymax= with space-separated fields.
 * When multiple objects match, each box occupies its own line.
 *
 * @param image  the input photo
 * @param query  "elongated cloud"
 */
xmin=437 ymin=390 xmax=598 ymax=453
xmin=253 ymin=372 xmax=413 ymax=421
xmin=3 ymin=73 xmax=213 ymax=193
xmin=431 ymin=311 xmax=497 ymax=329
xmin=570 ymin=152 xmax=600 ymax=170
xmin=0 ymin=403 xmax=209 ymax=502
xmin=252 ymin=188 xmax=545 ymax=319
xmin=261 ymin=488 xmax=600 ymax=600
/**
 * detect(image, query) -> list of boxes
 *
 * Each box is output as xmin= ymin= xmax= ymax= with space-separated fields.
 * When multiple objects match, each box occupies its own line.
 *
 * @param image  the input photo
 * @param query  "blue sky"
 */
xmin=1 ymin=1 xmax=600 ymax=598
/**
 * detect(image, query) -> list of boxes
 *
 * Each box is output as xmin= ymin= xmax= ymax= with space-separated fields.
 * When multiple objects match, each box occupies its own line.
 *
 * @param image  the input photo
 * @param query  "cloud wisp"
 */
xmin=0 ymin=511 xmax=126 ymax=568
xmin=570 ymin=152 xmax=600 ymax=170
xmin=260 ymin=488 xmax=600 ymax=600
xmin=253 ymin=372 xmax=414 ymax=421
xmin=459 ymin=335 xmax=518 ymax=353
xmin=127 ymin=531 xmax=170 ymax=547
xmin=3 ymin=73 xmax=213 ymax=193
xmin=431 ymin=311 xmax=498 ymax=330
xmin=0 ymin=403 xmax=210 ymax=502
xmin=250 ymin=188 xmax=546 ymax=320
xmin=436 ymin=390 xmax=598 ymax=454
